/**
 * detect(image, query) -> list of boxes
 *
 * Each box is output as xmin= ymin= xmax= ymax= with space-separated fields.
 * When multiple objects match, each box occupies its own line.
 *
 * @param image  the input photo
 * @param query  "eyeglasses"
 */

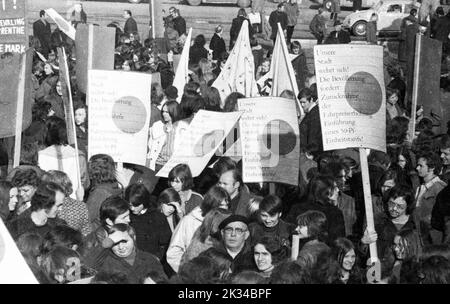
xmin=388 ymin=200 xmax=407 ymax=210
xmin=223 ymin=227 xmax=247 ymax=235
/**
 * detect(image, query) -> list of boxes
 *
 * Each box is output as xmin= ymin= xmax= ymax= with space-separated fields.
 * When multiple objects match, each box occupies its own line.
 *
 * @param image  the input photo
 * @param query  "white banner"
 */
xmin=45 ymin=8 xmax=76 ymax=40
xmin=88 ymin=70 xmax=152 ymax=165
xmin=0 ymin=220 xmax=38 ymax=284
xmin=156 ymin=110 xmax=243 ymax=177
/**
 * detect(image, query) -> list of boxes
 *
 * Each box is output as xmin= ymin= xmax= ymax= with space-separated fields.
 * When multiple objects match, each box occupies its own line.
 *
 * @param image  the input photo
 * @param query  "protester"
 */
xmin=10 ymin=169 xmax=40 ymax=218
xmin=285 ymin=0 xmax=300 ymax=45
xmin=253 ymin=236 xmax=290 ymax=278
xmin=366 ymin=13 xmax=378 ymax=45
xmin=168 ymin=164 xmax=203 ymax=215
xmin=33 ymin=10 xmax=52 ymax=57
xmin=74 ymin=103 xmax=88 ymax=157
xmin=324 ymin=20 xmax=351 ymax=44
xmin=170 ymin=8 xmax=187 ymax=37
xmin=123 ymin=10 xmax=138 ymax=36
xmin=269 ymin=3 xmax=288 ymax=44
xmin=230 ymin=9 xmax=253 ymax=50
xmin=210 ymin=25 xmax=227 ymax=61
xmin=298 ymin=88 xmax=323 ymax=157
xmin=309 ymin=8 xmax=327 ymax=45
xmin=7 ymin=182 xmax=67 ymax=239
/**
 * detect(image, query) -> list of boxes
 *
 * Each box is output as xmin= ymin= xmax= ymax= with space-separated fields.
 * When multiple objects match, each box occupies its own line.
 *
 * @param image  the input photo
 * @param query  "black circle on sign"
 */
xmin=344 ymin=71 xmax=382 ymax=115
xmin=112 ymin=96 xmax=147 ymax=134
xmin=261 ymin=120 xmax=297 ymax=156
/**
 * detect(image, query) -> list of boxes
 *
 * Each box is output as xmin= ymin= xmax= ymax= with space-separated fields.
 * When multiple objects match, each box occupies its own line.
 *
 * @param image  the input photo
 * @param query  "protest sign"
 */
xmin=45 ymin=8 xmax=76 ymax=40
xmin=212 ymin=20 xmax=259 ymax=103
xmin=0 ymin=0 xmax=27 ymax=55
xmin=409 ymin=34 xmax=443 ymax=139
xmin=0 ymin=49 xmax=33 ymax=139
xmin=172 ymin=28 xmax=192 ymax=103
xmin=238 ymin=97 xmax=300 ymax=186
xmin=88 ymin=70 xmax=152 ymax=166
xmin=314 ymin=44 xmax=386 ymax=152
xmin=156 ymin=110 xmax=243 ymax=178
xmin=0 ymin=219 xmax=38 ymax=284
xmin=75 ymin=24 xmax=115 ymax=95
xmin=315 ymin=44 xmax=385 ymax=283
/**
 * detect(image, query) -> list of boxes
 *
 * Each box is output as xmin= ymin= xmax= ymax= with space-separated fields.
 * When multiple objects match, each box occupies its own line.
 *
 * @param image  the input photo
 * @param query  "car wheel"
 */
xmin=128 ymin=0 xmax=142 ymax=3
xmin=352 ymin=20 xmax=367 ymax=37
xmin=187 ymin=0 xmax=202 ymax=5
xmin=237 ymin=0 xmax=251 ymax=8
xmin=323 ymin=0 xmax=333 ymax=12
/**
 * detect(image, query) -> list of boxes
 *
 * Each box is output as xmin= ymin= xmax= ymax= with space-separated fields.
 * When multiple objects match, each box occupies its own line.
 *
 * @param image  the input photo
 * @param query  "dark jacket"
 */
xmin=324 ymin=30 xmax=351 ymax=44
xmin=86 ymin=182 xmax=123 ymax=229
xmin=286 ymin=199 xmax=346 ymax=245
xmin=366 ymin=21 xmax=377 ymax=44
xmin=433 ymin=13 xmax=450 ymax=43
xmin=22 ymin=120 xmax=47 ymax=147
xmin=269 ymin=10 xmax=288 ymax=40
xmin=309 ymin=14 xmax=326 ymax=38
xmin=189 ymin=45 xmax=208 ymax=65
xmin=203 ymin=242 xmax=255 ymax=274
xmin=173 ymin=16 xmax=187 ymax=36
xmin=291 ymin=50 xmax=308 ymax=91
xmin=230 ymin=16 xmax=253 ymax=49
xmin=209 ymin=33 xmax=226 ymax=61
xmin=75 ymin=125 xmax=88 ymax=157
xmin=89 ymin=249 xmax=166 ymax=284
xmin=299 ymin=104 xmax=323 ymax=155
xmin=229 ymin=185 xmax=261 ymax=218
xmin=398 ymin=15 xmax=418 ymax=62
xmin=130 ymin=209 xmax=172 ymax=259
xmin=124 ymin=17 xmax=138 ymax=35
xmin=7 ymin=208 xmax=67 ymax=240
xmin=431 ymin=184 xmax=450 ymax=233
xmin=33 ymin=19 xmax=52 ymax=55
xmin=248 ymin=220 xmax=295 ymax=246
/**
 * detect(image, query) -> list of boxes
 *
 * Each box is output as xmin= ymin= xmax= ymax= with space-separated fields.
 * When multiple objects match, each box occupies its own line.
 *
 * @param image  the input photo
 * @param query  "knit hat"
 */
xmin=218 ymin=215 xmax=249 ymax=231
xmin=164 ymin=85 xmax=178 ymax=99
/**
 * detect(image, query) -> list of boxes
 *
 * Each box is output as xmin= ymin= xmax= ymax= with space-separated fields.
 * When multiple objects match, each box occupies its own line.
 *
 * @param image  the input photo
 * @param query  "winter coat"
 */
xmin=269 ymin=10 xmax=288 ymax=40
xmin=202 ymin=242 xmax=255 ymax=274
xmin=209 ymin=33 xmax=227 ymax=61
xmin=130 ymin=209 xmax=172 ymax=259
xmin=299 ymin=104 xmax=323 ymax=155
xmin=291 ymin=50 xmax=308 ymax=91
xmin=89 ymin=249 xmax=166 ymax=284
xmin=285 ymin=3 xmax=300 ymax=27
xmin=166 ymin=206 xmax=204 ymax=272
xmin=86 ymin=182 xmax=123 ymax=229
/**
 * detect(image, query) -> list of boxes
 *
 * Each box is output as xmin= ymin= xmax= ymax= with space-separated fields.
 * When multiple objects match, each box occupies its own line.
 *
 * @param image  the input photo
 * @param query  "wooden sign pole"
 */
xmin=13 ymin=53 xmax=27 ymax=168
xmin=359 ymin=148 xmax=381 ymax=283
xmin=59 ymin=47 xmax=82 ymax=190
xmin=408 ymin=34 xmax=422 ymax=144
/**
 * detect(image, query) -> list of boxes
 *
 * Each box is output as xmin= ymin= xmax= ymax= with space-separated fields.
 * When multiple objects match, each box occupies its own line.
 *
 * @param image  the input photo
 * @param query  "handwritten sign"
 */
xmin=156 ymin=110 xmax=243 ymax=177
xmin=0 ymin=219 xmax=38 ymax=283
xmin=88 ymin=70 xmax=152 ymax=165
xmin=0 ymin=0 xmax=27 ymax=54
xmin=314 ymin=45 xmax=386 ymax=152
xmin=238 ymin=97 xmax=300 ymax=186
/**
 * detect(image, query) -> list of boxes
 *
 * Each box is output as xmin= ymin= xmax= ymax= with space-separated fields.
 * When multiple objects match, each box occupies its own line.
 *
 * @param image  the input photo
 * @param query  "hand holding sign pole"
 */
xmin=314 ymin=45 xmax=385 ymax=283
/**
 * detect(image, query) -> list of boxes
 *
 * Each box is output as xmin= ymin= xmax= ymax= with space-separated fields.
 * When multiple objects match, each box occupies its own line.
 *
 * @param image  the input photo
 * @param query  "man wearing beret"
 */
xmin=201 ymin=215 xmax=255 ymax=274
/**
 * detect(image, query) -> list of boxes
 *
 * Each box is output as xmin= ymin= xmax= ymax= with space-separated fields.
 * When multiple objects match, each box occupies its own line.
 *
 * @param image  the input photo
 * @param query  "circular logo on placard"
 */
xmin=0 ymin=233 xmax=5 ymax=264
xmin=344 ymin=71 xmax=382 ymax=115
xmin=112 ymin=96 xmax=147 ymax=134
xmin=261 ymin=120 xmax=297 ymax=156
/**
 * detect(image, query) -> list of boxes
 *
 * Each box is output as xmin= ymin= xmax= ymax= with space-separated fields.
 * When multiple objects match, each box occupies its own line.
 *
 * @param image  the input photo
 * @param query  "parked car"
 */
xmin=320 ymin=0 xmax=379 ymax=11
xmin=343 ymin=0 xmax=420 ymax=36
xmin=186 ymin=0 xmax=252 ymax=8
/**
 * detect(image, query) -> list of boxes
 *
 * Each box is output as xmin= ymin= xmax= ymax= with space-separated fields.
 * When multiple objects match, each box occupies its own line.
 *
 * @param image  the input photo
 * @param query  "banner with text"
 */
xmin=0 ymin=0 xmax=27 ymax=54
xmin=88 ymin=70 xmax=152 ymax=165
xmin=314 ymin=45 xmax=386 ymax=152
xmin=238 ymin=97 xmax=300 ymax=186
xmin=156 ymin=110 xmax=243 ymax=178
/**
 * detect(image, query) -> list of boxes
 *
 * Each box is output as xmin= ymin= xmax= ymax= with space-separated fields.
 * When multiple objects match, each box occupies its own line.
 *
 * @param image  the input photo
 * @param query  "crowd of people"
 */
xmin=0 ymin=0 xmax=450 ymax=284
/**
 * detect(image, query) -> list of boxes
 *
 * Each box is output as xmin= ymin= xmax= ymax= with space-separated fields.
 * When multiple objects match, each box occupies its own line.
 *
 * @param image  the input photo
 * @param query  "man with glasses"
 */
xmin=203 ymin=215 xmax=254 ymax=274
